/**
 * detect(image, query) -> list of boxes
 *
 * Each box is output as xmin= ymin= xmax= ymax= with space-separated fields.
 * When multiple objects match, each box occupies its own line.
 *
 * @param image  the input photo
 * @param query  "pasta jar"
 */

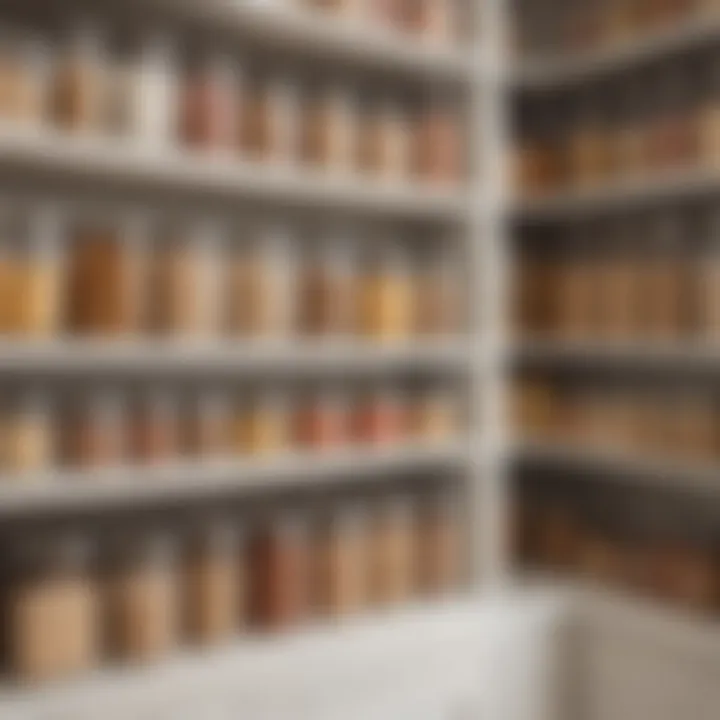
xmin=356 ymin=95 xmax=411 ymax=182
xmin=178 ymin=53 xmax=237 ymax=151
xmin=367 ymin=497 xmax=416 ymax=606
xmin=230 ymin=390 xmax=289 ymax=456
xmin=182 ymin=519 xmax=242 ymax=645
xmin=296 ymin=232 xmax=355 ymax=337
xmin=299 ymin=83 xmax=355 ymax=173
xmin=351 ymin=384 xmax=407 ymax=445
xmin=417 ymin=492 xmax=462 ymax=595
xmin=312 ymin=505 xmax=368 ymax=617
xmin=249 ymin=514 xmax=309 ymax=629
xmin=2 ymin=390 xmax=52 ymax=475
xmin=0 ymin=29 xmax=47 ymax=126
xmin=293 ymin=386 xmax=349 ymax=450
xmin=129 ymin=389 xmax=178 ymax=464
xmin=239 ymin=70 xmax=297 ymax=164
xmin=6 ymin=534 xmax=98 ymax=683
xmin=357 ymin=239 xmax=413 ymax=341
xmin=61 ymin=390 xmax=126 ymax=469
xmin=104 ymin=531 xmax=179 ymax=663
xmin=183 ymin=390 xmax=230 ymax=459
xmin=50 ymin=23 xmax=105 ymax=134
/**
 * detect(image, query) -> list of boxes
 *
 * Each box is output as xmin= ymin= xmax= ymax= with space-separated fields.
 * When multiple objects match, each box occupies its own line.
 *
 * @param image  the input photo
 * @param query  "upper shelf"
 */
xmin=511 ymin=165 xmax=720 ymax=222
xmin=0 ymin=127 xmax=469 ymax=221
xmin=512 ymin=15 xmax=720 ymax=91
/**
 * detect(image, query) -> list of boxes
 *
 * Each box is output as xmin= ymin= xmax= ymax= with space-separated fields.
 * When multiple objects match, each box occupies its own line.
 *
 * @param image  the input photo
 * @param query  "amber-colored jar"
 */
xmin=67 ymin=220 xmax=144 ymax=337
xmin=367 ymin=497 xmax=415 ymax=606
xmin=61 ymin=391 xmax=126 ymax=469
xmin=417 ymin=492 xmax=461 ymax=595
xmin=239 ymin=71 xmax=296 ymax=163
xmin=249 ymin=516 xmax=309 ymax=629
xmin=357 ymin=241 xmax=413 ymax=341
xmin=699 ymin=48 xmax=720 ymax=168
xmin=399 ymin=0 xmax=457 ymax=44
xmin=223 ymin=226 xmax=294 ymax=338
xmin=413 ymin=245 xmax=463 ymax=337
xmin=511 ymin=376 xmax=557 ymax=439
xmin=2 ymin=391 xmax=52 ymax=475
xmin=412 ymin=95 xmax=463 ymax=185
xmin=663 ymin=390 xmax=718 ymax=460
xmin=534 ymin=505 xmax=582 ymax=572
xmin=0 ymin=31 xmax=46 ymax=126
xmin=567 ymin=88 xmax=613 ymax=188
xmin=6 ymin=535 xmax=98 ymax=683
xmin=299 ymin=84 xmax=355 ymax=173
xmin=356 ymin=96 xmax=411 ymax=181
xmin=230 ymin=391 xmax=289 ymax=456
xmin=183 ymin=520 xmax=242 ymax=645
xmin=697 ymin=209 xmax=720 ymax=339
xmin=408 ymin=386 xmax=459 ymax=442
xmin=50 ymin=25 xmax=105 ymax=133
xmin=129 ymin=390 xmax=178 ymax=464
xmin=555 ymin=236 xmax=599 ymax=340
xmin=104 ymin=532 xmax=179 ymax=663
xmin=179 ymin=54 xmax=236 ymax=150
xmin=352 ymin=385 xmax=406 ymax=445
xmin=312 ymin=506 xmax=368 ymax=617
xmin=183 ymin=391 xmax=230 ymax=459
xmin=294 ymin=388 xmax=349 ymax=450
xmin=613 ymin=75 xmax=650 ymax=181
xmin=297 ymin=234 xmax=355 ymax=337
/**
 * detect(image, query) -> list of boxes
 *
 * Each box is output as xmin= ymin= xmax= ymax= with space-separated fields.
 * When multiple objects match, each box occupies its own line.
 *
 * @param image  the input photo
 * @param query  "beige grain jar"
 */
xmin=129 ymin=389 xmax=178 ymax=464
xmin=2 ymin=391 xmax=52 ymax=474
xmin=231 ymin=391 xmax=289 ymax=456
xmin=104 ymin=532 xmax=179 ymax=663
xmin=409 ymin=385 xmax=459 ymax=442
xmin=417 ymin=492 xmax=462 ymax=595
xmin=0 ymin=30 xmax=47 ymax=126
xmin=356 ymin=96 xmax=411 ymax=182
xmin=184 ymin=390 xmax=230 ymax=459
xmin=413 ymin=244 xmax=463 ymax=336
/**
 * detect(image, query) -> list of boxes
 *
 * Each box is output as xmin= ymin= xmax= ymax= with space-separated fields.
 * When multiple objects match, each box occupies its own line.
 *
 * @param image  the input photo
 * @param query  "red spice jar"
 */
xmin=294 ymin=387 xmax=349 ymax=450
xmin=129 ymin=390 xmax=178 ymax=464
xmin=412 ymin=94 xmax=464 ymax=186
xmin=351 ymin=385 xmax=407 ymax=445
xmin=178 ymin=53 xmax=237 ymax=151
xmin=249 ymin=515 xmax=309 ymax=630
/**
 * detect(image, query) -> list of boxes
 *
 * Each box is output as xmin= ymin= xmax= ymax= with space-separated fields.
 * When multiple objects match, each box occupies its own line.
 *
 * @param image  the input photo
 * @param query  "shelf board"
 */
xmin=512 ymin=15 xmax=720 ymax=91
xmin=0 ymin=442 xmax=469 ymax=516
xmin=158 ymin=1 xmax=474 ymax=83
xmin=515 ymin=338 xmax=720 ymax=372
xmin=516 ymin=440 xmax=720 ymax=498
xmin=512 ymin=165 xmax=720 ymax=222
xmin=0 ymin=127 xmax=468 ymax=221
xmin=0 ymin=339 xmax=469 ymax=377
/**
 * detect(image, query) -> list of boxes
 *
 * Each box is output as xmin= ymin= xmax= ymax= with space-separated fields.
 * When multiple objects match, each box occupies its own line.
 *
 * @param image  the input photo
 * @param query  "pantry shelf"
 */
xmin=0 ymin=340 xmax=470 ymax=377
xmin=516 ymin=440 xmax=720 ymax=498
xmin=0 ymin=128 xmax=468 ymax=222
xmin=0 ymin=442 xmax=469 ymax=517
xmin=515 ymin=339 xmax=720 ymax=372
xmin=512 ymin=165 xmax=720 ymax=222
xmin=153 ymin=0 xmax=474 ymax=83
xmin=511 ymin=15 xmax=720 ymax=91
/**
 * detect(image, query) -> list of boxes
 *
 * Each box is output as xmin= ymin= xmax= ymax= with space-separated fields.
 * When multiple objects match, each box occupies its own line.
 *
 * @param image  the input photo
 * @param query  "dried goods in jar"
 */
xmin=417 ymin=493 xmax=461 ymax=595
xmin=293 ymin=388 xmax=349 ymax=449
xmin=129 ymin=390 xmax=178 ymax=464
xmin=351 ymin=385 xmax=407 ymax=444
xmin=0 ymin=30 xmax=46 ymax=125
xmin=1 ymin=391 xmax=52 ymax=474
xmin=356 ymin=96 xmax=411 ymax=180
xmin=412 ymin=95 xmax=463 ymax=185
xmin=230 ymin=392 xmax=289 ymax=456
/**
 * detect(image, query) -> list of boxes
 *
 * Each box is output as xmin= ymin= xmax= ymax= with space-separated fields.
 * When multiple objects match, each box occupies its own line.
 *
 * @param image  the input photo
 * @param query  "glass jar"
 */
xmin=613 ymin=75 xmax=650 ymax=181
xmin=413 ymin=243 xmax=463 ymax=336
xmin=2 ymin=390 xmax=52 ymax=475
xmin=104 ymin=532 xmax=179 ymax=663
xmin=368 ymin=497 xmax=416 ymax=606
xmin=351 ymin=384 xmax=407 ymax=445
xmin=664 ymin=389 xmax=717 ymax=460
xmin=294 ymin=386 xmax=349 ymax=450
xmin=357 ymin=239 xmax=413 ymax=341
xmin=699 ymin=47 xmax=720 ymax=168
xmin=183 ymin=390 xmax=230 ymax=459
xmin=129 ymin=389 xmax=178 ymax=464
xmin=312 ymin=505 xmax=368 ymax=617
xmin=364 ymin=0 xmax=403 ymax=30
xmin=511 ymin=375 xmax=557 ymax=439
xmin=356 ymin=95 xmax=411 ymax=181
xmin=299 ymin=83 xmax=355 ymax=173
xmin=417 ymin=492 xmax=461 ymax=595
xmin=412 ymin=94 xmax=463 ymax=186
xmin=50 ymin=23 xmax=105 ymax=133
xmin=0 ymin=29 xmax=47 ymax=126
xmin=567 ymin=87 xmax=613 ymax=189
xmin=231 ymin=390 xmax=289 ymax=456
xmin=6 ymin=534 xmax=98 ymax=683
xmin=183 ymin=519 xmax=242 ymax=645
xmin=61 ymin=390 xmax=126 ymax=469
xmin=239 ymin=70 xmax=297 ymax=164
xmin=697 ymin=208 xmax=720 ymax=340
xmin=408 ymin=385 xmax=459 ymax=442
xmin=178 ymin=53 xmax=237 ymax=151
xmin=249 ymin=515 xmax=309 ymax=629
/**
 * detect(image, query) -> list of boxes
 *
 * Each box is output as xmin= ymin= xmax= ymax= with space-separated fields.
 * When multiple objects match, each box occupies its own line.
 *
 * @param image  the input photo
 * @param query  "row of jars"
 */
xmin=297 ymin=0 xmax=467 ymax=45
xmin=514 ymin=51 xmax=720 ymax=198
xmin=514 ymin=375 xmax=720 ymax=462
xmin=514 ymin=491 xmax=719 ymax=615
xmin=512 ymin=0 xmax=720 ymax=60
xmin=0 ymin=210 xmax=463 ymax=340
xmin=0 ymin=382 xmax=462 ymax=474
xmin=514 ymin=214 xmax=720 ymax=342
xmin=0 ymin=24 xmax=465 ymax=186
xmin=2 ymin=490 xmax=463 ymax=683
